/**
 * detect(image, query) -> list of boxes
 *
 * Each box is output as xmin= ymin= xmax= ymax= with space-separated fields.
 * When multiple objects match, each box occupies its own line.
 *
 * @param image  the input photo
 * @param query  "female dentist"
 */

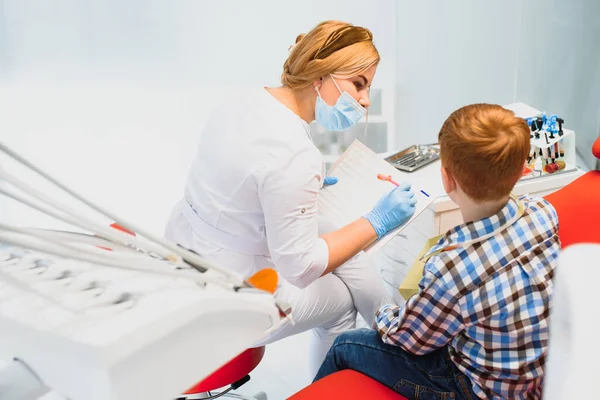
xmin=165 ymin=20 xmax=416 ymax=371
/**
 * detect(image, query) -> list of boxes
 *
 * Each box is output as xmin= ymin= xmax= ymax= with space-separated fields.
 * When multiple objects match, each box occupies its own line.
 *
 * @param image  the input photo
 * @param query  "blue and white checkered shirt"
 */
xmin=376 ymin=195 xmax=560 ymax=399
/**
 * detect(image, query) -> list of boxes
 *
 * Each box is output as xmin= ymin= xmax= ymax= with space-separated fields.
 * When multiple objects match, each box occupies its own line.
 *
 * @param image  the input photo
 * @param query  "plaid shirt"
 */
xmin=376 ymin=195 xmax=560 ymax=399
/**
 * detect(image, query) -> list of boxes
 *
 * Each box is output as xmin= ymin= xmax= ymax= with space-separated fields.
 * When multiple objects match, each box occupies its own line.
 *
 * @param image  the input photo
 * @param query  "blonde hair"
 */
xmin=438 ymin=104 xmax=530 ymax=201
xmin=281 ymin=21 xmax=380 ymax=89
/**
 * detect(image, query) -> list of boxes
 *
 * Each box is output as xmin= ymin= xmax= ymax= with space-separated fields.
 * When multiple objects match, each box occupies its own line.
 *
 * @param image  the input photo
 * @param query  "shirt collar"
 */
xmin=424 ymin=196 xmax=521 ymax=258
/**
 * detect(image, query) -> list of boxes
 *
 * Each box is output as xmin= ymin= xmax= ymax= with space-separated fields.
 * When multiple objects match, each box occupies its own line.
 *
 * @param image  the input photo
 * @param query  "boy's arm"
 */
xmin=375 ymin=261 xmax=464 ymax=355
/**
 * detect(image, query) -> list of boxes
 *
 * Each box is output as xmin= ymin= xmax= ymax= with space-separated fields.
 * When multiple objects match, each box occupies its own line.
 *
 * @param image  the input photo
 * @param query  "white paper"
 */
xmin=319 ymin=140 xmax=439 ymax=254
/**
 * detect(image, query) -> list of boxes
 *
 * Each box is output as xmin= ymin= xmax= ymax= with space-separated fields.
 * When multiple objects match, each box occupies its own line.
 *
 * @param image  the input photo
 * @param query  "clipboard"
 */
xmin=318 ymin=140 xmax=439 ymax=254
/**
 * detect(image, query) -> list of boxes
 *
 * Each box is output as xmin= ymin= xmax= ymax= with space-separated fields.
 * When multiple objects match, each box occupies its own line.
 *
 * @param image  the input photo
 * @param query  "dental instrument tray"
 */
xmin=385 ymin=143 xmax=440 ymax=172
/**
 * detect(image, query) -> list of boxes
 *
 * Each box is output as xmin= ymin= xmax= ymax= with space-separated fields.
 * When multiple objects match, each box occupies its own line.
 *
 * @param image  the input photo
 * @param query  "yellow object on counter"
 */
xmin=399 ymin=235 xmax=443 ymax=300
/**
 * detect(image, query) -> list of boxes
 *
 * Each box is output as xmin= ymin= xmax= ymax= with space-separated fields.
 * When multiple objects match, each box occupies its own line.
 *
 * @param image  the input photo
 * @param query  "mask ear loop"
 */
xmin=316 ymin=76 xmax=344 ymax=153
xmin=329 ymin=74 xmax=352 ymax=151
xmin=330 ymin=76 xmax=344 ymax=152
xmin=314 ymin=84 xmax=338 ymax=154
xmin=363 ymin=107 xmax=369 ymax=143
xmin=329 ymin=74 xmax=344 ymax=95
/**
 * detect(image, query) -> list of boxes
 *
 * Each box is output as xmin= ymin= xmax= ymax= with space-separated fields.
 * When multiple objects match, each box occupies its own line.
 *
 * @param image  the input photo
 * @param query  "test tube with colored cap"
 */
xmin=559 ymin=139 xmax=565 ymax=157
xmin=527 ymin=145 xmax=535 ymax=163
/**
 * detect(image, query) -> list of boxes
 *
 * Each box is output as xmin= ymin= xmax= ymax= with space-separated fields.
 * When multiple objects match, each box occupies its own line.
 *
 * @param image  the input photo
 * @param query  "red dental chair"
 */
xmin=178 ymin=346 xmax=267 ymax=399
xmin=544 ymin=136 xmax=600 ymax=247
xmin=288 ymin=369 xmax=407 ymax=400
xmin=289 ymin=137 xmax=600 ymax=400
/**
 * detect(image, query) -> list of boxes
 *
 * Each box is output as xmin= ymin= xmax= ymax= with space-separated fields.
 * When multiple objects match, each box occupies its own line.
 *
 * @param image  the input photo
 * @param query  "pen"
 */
xmin=377 ymin=173 xmax=431 ymax=198
xmin=377 ymin=173 xmax=400 ymax=186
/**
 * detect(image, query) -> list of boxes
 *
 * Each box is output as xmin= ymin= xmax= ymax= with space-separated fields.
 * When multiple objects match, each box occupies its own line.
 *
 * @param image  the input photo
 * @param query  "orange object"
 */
xmin=593 ymin=136 xmax=600 ymax=158
xmin=545 ymin=136 xmax=600 ymax=248
xmin=109 ymin=223 xmax=135 ymax=236
xmin=97 ymin=223 xmax=136 ymax=251
xmin=247 ymin=268 xmax=278 ymax=294
xmin=545 ymin=170 xmax=600 ymax=248
xmin=377 ymin=173 xmax=400 ymax=186
xmin=544 ymin=163 xmax=559 ymax=173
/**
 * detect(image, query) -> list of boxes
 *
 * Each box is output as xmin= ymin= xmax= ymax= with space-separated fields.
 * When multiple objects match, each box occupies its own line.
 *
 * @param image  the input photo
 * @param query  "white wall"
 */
xmin=0 ymin=0 xmax=397 ymax=234
xmin=395 ymin=0 xmax=522 ymax=148
xmin=1 ymin=0 xmax=598 ymax=236
xmin=394 ymin=0 xmax=600 ymax=168
xmin=516 ymin=0 xmax=600 ymax=170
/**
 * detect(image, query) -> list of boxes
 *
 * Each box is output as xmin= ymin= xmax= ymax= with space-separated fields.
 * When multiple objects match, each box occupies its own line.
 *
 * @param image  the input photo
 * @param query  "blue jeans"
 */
xmin=314 ymin=329 xmax=478 ymax=400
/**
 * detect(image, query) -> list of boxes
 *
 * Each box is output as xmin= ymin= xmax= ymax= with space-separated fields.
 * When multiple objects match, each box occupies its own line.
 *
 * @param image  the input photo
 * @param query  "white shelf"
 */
xmin=503 ymin=102 xmax=542 ymax=119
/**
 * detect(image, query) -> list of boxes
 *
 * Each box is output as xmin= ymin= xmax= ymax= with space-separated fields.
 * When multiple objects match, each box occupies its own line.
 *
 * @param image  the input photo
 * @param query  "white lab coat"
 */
xmin=166 ymin=88 xmax=328 ymax=288
xmin=165 ymin=88 xmax=389 ymax=372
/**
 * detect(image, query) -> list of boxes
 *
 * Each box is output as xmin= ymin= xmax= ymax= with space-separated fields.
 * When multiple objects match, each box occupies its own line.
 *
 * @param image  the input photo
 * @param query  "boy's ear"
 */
xmin=441 ymin=166 xmax=456 ymax=195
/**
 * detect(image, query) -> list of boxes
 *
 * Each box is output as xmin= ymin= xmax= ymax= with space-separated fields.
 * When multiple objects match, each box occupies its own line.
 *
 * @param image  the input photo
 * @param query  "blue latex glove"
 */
xmin=363 ymin=182 xmax=417 ymax=239
xmin=323 ymin=176 xmax=338 ymax=186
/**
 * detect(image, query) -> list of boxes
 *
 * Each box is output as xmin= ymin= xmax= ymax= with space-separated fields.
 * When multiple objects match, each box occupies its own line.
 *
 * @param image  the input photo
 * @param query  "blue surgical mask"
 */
xmin=315 ymin=75 xmax=367 ymax=132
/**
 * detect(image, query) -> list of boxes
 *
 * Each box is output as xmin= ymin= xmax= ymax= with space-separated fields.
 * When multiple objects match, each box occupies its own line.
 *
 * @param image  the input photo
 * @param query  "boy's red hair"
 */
xmin=438 ymin=104 xmax=530 ymax=201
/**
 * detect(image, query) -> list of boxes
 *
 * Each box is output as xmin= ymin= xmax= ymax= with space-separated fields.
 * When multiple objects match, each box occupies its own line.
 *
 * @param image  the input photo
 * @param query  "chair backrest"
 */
xmin=592 ymin=135 xmax=600 ymax=159
xmin=544 ymin=244 xmax=600 ymax=399
xmin=544 ymin=136 xmax=600 ymax=247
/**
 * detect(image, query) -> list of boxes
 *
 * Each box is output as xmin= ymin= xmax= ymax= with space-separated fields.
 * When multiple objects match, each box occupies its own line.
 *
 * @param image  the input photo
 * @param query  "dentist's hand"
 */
xmin=363 ymin=182 xmax=417 ymax=239
xmin=323 ymin=176 xmax=338 ymax=186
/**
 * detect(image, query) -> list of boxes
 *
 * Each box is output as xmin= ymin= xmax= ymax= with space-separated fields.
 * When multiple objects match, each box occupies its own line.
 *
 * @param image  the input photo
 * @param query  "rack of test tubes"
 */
xmin=521 ymin=112 xmax=577 ymax=180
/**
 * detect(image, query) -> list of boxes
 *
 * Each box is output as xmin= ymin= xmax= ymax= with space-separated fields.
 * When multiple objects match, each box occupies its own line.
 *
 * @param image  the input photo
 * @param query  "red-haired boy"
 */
xmin=315 ymin=104 xmax=561 ymax=400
